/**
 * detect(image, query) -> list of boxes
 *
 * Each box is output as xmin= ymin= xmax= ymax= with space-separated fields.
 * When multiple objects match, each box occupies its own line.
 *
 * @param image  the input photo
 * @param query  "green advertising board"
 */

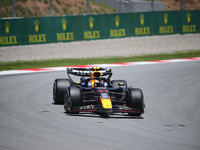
xmin=180 ymin=11 xmax=199 ymax=34
xmin=0 ymin=18 xmax=22 ymax=46
xmin=153 ymin=11 xmax=179 ymax=35
xmin=0 ymin=10 xmax=199 ymax=47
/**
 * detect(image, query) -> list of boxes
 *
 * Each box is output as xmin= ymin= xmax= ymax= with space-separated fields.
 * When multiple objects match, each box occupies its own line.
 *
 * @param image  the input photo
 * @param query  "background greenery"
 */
xmin=0 ymin=50 xmax=199 ymax=71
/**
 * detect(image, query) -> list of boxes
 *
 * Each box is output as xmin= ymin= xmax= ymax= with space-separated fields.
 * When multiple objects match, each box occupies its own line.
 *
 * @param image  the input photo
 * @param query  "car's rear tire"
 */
xmin=53 ymin=79 xmax=71 ymax=104
xmin=127 ymin=88 xmax=144 ymax=116
xmin=64 ymin=86 xmax=82 ymax=112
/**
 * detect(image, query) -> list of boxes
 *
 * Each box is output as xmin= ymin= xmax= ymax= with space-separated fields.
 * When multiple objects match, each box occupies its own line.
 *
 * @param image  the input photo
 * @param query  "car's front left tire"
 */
xmin=64 ymin=86 xmax=82 ymax=112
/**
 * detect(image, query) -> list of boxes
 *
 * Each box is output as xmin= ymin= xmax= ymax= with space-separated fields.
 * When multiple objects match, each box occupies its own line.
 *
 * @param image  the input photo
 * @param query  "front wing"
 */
xmin=70 ymin=104 xmax=144 ymax=114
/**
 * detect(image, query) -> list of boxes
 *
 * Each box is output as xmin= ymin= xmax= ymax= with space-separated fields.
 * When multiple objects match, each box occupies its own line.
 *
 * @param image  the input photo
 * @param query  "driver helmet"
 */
xmin=90 ymin=70 xmax=101 ymax=87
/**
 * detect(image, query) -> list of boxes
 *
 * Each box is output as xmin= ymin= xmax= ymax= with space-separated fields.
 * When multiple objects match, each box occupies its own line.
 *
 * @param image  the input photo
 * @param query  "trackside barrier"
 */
xmin=0 ymin=10 xmax=199 ymax=47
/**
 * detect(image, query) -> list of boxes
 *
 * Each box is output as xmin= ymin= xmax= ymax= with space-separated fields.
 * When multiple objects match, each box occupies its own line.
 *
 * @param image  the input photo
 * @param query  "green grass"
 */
xmin=0 ymin=0 xmax=27 ymax=7
xmin=53 ymin=5 xmax=60 ymax=13
xmin=56 ymin=0 xmax=61 ymax=5
xmin=63 ymin=8 xmax=73 ymax=15
xmin=0 ymin=0 xmax=12 ymax=7
xmin=16 ymin=4 xmax=27 ymax=16
xmin=0 ymin=11 xmax=8 ymax=18
xmin=90 ymin=0 xmax=118 ymax=13
xmin=0 ymin=0 xmax=117 ymax=18
xmin=0 ymin=50 xmax=200 ymax=71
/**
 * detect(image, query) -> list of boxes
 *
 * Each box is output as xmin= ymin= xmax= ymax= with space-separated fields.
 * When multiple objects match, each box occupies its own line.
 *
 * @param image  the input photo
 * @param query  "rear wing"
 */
xmin=67 ymin=67 xmax=112 ymax=82
xmin=67 ymin=67 xmax=112 ymax=77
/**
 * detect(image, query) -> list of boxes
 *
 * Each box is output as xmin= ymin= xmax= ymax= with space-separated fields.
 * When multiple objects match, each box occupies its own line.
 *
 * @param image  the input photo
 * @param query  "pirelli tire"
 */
xmin=111 ymin=80 xmax=127 ymax=92
xmin=53 ymin=79 xmax=71 ymax=105
xmin=64 ymin=86 xmax=82 ymax=113
xmin=127 ymin=88 xmax=144 ymax=116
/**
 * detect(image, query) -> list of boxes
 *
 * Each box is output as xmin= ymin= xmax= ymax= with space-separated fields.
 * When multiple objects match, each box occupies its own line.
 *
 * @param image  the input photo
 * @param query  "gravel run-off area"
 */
xmin=0 ymin=34 xmax=200 ymax=62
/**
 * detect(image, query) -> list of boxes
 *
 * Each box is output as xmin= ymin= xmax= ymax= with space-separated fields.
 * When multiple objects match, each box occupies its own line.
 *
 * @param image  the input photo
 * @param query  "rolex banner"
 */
xmin=0 ymin=10 xmax=199 ymax=47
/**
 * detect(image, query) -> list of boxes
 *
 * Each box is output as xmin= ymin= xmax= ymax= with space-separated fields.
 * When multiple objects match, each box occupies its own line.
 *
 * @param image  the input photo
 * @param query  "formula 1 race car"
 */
xmin=53 ymin=67 xmax=145 ymax=116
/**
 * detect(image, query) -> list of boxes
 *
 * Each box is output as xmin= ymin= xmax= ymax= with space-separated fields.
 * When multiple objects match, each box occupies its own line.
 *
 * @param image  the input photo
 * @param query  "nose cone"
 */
xmin=100 ymin=98 xmax=112 ymax=109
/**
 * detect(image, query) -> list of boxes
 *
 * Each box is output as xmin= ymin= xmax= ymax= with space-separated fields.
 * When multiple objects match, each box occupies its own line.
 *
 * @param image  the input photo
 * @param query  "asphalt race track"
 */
xmin=0 ymin=61 xmax=200 ymax=150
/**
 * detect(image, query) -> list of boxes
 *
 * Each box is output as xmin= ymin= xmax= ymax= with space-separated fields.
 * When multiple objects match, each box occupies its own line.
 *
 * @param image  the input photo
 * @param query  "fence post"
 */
xmin=50 ymin=0 xmax=53 ymax=16
xmin=86 ymin=0 xmax=90 ymax=14
xmin=180 ymin=0 xmax=184 ymax=10
xmin=12 ymin=0 xmax=16 ymax=17
xmin=151 ymin=0 xmax=154 ymax=11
